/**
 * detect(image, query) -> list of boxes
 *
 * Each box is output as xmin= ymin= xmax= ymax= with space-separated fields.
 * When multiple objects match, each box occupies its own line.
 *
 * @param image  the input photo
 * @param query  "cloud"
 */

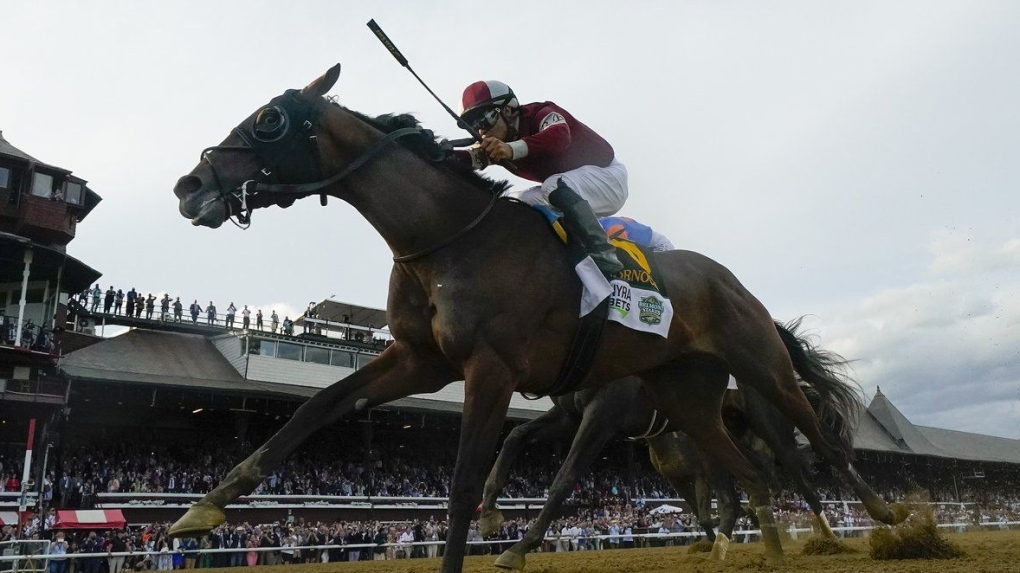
xmin=817 ymin=232 xmax=1020 ymax=439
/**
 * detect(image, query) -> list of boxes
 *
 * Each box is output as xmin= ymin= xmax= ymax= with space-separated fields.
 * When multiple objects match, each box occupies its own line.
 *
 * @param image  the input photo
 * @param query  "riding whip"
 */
xmin=366 ymin=19 xmax=519 ymax=175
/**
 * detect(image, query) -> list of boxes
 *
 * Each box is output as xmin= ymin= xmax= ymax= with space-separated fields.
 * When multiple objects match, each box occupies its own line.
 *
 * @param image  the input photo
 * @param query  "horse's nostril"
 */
xmin=174 ymin=175 xmax=203 ymax=198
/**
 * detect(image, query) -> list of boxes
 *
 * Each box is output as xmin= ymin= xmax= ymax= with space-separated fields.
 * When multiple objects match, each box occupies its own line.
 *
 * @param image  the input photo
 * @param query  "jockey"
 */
xmin=600 ymin=216 xmax=675 ymax=252
xmin=456 ymin=80 xmax=626 ymax=274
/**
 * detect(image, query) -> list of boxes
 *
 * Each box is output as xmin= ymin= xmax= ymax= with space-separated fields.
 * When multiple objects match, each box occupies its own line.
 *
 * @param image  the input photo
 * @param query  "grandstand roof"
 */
xmin=59 ymin=328 xmax=552 ymax=419
xmin=60 ymin=329 xmax=299 ymax=398
xmin=854 ymin=387 xmax=1020 ymax=464
xmin=300 ymin=300 xmax=387 ymax=328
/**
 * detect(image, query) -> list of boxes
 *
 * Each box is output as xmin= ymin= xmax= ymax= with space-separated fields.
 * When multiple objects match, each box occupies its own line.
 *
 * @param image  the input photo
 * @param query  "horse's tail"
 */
xmin=774 ymin=317 xmax=863 ymax=457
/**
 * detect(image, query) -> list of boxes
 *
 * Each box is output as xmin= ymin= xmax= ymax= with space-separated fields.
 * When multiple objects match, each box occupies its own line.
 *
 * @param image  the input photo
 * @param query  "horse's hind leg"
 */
xmin=480 ymin=405 xmax=576 ymax=538
xmin=641 ymin=363 xmax=786 ymax=564
xmin=494 ymin=407 xmax=622 ymax=570
xmin=727 ymin=335 xmax=905 ymax=525
xmin=743 ymin=388 xmax=837 ymax=539
xmin=646 ymin=433 xmax=719 ymax=543
xmin=168 ymin=342 xmax=454 ymax=537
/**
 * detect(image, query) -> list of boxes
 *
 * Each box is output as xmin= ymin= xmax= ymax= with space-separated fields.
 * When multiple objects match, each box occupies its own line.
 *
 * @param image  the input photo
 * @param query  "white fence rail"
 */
xmin=1 ymin=522 xmax=1017 ymax=569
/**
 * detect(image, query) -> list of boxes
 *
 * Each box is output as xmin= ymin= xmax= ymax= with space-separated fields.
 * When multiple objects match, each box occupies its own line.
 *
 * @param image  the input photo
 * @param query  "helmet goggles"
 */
xmin=464 ymin=107 xmax=501 ymax=132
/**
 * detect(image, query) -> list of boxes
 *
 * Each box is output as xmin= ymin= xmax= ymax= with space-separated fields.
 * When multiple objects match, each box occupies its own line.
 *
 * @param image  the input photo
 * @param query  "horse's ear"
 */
xmin=303 ymin=64 xmax=342 ymax=98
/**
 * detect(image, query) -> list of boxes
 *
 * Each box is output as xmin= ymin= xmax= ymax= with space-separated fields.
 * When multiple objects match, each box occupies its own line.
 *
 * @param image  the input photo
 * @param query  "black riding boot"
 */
xmin=548 ymin=179 xmax=624 ymax=275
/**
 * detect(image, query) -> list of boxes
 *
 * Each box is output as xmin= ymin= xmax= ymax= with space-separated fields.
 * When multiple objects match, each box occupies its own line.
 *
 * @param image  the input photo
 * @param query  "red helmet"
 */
xmin=460 ymin=80 xmax=519 ymax=119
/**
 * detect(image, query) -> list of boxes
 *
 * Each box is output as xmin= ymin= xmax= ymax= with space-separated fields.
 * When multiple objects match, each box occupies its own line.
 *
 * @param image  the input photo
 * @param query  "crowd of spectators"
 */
xmin=73 ymin=285 xmax=297 ymax=337
xmin=4 ymin=439 xmax=1020 ymax=572
xmin=9 ymin=499 xmax=1020 ymax=573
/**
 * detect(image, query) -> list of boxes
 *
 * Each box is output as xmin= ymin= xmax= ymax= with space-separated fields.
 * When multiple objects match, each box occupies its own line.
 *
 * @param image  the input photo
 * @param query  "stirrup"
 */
xmin=591 ymin=249 xmax=623 ymax=275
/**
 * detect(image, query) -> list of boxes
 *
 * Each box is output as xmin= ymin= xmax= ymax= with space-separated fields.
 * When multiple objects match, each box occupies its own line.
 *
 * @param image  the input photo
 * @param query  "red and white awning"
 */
xmin=53 ymin=509 xmax=126 ymax=530
xmin=0 ymin=512 xmax=19 ymax=525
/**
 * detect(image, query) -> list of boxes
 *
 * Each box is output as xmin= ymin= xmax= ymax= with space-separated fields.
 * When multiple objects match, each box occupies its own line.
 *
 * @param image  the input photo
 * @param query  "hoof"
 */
xmin=493 ymin=550 xmax=526 ymax=571
xmin=708 ymin=532 xmax=729 ymax=561
xmin=168 ymin=502 xmax=226 ymax=538
xmin=479 ymin=508 xmax=506 ymax=538
xmin=816 ymin=514 xmax=838 ymax=539
xmin=888 ymin=502 xmax=910 ymax=525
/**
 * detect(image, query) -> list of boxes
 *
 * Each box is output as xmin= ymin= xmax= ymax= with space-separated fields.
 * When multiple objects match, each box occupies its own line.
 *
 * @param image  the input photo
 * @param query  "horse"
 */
xmin=479 ymin=318 xmax=849 ymax=569
xmin=170 ymin=64 xmax=906 ymax=572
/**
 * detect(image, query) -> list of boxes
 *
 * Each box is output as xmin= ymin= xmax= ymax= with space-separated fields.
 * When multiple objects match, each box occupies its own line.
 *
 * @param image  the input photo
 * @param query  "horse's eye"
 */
xmin=254 ymin=107 xmax=288 ymax=141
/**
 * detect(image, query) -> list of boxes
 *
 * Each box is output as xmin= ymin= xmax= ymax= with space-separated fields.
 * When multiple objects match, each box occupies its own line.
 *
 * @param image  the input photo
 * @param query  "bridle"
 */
xmin=198 ymin=90 xmax=499 ymax=262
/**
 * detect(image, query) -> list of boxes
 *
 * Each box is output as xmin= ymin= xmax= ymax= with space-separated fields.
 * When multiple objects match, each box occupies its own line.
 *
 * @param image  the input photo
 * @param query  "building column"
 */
xmin=15 ymin=248 xmax=33 ymax=347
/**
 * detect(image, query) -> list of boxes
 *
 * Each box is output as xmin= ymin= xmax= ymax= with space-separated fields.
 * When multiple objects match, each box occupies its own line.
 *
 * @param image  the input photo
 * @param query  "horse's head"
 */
xmin=174 ymin=64 xmax=342 ymax=228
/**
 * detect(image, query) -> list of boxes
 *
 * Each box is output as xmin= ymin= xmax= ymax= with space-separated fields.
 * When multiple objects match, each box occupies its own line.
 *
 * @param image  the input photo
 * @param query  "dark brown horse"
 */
xmin=169 ymin=65 xmax=905 ymax=572
xmin=479 ymin=318 xmax=851 ymax=569
xmin=479 ymin=376 xmax=741 ymax=567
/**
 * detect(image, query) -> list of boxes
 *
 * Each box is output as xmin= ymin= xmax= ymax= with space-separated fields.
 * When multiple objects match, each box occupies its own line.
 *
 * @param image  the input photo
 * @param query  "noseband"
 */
xmin=199 ymin=90 xmax=498 ymax=262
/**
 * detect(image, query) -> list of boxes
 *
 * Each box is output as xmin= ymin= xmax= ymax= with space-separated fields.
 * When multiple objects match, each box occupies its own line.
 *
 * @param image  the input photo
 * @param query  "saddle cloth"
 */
xmin=533 ymin=205 xmax=674 ymax=338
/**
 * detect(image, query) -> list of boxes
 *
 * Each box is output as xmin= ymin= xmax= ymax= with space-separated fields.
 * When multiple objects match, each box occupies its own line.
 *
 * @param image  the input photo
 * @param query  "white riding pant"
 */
xmin=509 ymin=158 xmax=628 ymax=217
xmin=649 ymin=231 xmax=674 ymax=252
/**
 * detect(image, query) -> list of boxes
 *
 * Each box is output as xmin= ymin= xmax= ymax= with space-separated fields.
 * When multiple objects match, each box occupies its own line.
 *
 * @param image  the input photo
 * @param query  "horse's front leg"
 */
xmin=494 ymin=411 xmax=617 ymax=570
xmin=168 ymin=342 xmax=454 ymax=537
xmin=439 ymin=354 xmax=516 ymax=573
xmin=479 ymin=406 xmax=575 ymax=538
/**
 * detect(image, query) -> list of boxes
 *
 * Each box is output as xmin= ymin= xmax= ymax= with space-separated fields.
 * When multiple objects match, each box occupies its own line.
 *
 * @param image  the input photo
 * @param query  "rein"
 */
xmin=203 ymin=93 xmax=499 ymax=262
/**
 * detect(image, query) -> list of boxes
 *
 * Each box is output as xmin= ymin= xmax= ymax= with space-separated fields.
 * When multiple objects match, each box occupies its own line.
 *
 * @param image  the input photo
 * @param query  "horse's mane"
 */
xmin=343 ymin=106 xmax=511 ymax=197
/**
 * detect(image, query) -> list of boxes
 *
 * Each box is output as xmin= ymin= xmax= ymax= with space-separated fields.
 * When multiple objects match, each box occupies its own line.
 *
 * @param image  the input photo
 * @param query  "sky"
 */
xmin=3 ymin=1 xmax=1018 ymax=439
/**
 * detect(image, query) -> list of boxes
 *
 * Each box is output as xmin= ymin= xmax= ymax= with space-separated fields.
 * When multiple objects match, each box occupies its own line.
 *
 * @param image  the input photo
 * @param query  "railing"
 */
xmin=94 ymin=493 xmax=551 ymax=511
xmin=0 ymin=539 xmax=47 ymax=573
xmin=1 ymin=522 xmax=1017 ymax=569
xmin=69 ymin=300 xmax=391 ymax=342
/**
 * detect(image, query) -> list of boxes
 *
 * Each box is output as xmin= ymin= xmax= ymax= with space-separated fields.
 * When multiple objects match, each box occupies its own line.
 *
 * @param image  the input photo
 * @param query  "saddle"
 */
xmin=527 ymin=206 xmax=675 ymax=398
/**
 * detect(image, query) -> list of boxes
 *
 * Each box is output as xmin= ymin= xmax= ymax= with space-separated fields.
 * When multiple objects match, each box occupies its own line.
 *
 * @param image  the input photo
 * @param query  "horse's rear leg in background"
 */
xmin=168 ymin=342 xmax=454 ymax=537
xmin=728 ymin=330 xmax=907 ymax=526
xmin=480 ymin=406 xmax=576 ymax=538
xmin=495 ymin=410 xmax=621 ymax=570
xmin=743 ymin=388 xmax=837 ymax=539
xmin=641 ymin=363 xmax=786 ymax=564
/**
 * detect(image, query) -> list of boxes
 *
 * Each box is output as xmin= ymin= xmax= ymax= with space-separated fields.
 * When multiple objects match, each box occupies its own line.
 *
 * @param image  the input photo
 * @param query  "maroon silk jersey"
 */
xmin=457 ymin=101 xmax=615 ymax=183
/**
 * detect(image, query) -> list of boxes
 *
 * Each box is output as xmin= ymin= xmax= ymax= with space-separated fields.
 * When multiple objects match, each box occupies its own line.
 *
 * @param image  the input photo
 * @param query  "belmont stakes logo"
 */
xmin=638 ymin=295 xmax=665 ymax=326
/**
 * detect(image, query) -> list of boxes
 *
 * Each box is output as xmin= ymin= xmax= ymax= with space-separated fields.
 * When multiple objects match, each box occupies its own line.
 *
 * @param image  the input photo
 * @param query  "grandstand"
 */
xmin=4 ymin=310 xmax=1012 ymax=527
xmin=0 ymin=125 xmax=1016 ymax=534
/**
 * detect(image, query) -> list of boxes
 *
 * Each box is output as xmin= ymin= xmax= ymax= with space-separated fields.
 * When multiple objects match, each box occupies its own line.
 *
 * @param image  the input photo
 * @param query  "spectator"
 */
xmin=103 ymin=287 xmax=115 ymax=314
xmin=373 ymin=527 xmax=387 ymax=561
xmin=189 ymin=300 xmax=202 ymax=324
xmin=160 ymin=295 xmax=171 ymax=322
xmin=206 ymin=302 xmax=217 ymax=326
xmin=145 ymin=294 xmax=155 ymax=320
xmin=90 ymin=284 xmax=101 ymax=313
xmin=47 ymin=532 xmax=69 ymax=573
xmin=108 ymin=530 xmax=128 ymax=573
xmin=173 ymin=298 xmax=183 ymax=323
xmin=270 ymin=311 xmax=279 ymax=334
xmin=126 ymin=288 xmax=137 ymax=317
xmin=226 ymin=303 xmax=237 ymax=330
xmin=282 ymin=316 xmax=294 ymax=336
xmin=256 ymin=309 xmax=263 ymax=331
xmin=114 ymin=289 xmax=124 ymax=315
xmin=242 ymin=306 xmax=251 ymax=330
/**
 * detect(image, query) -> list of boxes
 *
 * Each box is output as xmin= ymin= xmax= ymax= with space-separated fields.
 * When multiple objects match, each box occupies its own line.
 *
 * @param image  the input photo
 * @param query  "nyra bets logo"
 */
xmin=638 ymin=296 xmax=665 ymax=326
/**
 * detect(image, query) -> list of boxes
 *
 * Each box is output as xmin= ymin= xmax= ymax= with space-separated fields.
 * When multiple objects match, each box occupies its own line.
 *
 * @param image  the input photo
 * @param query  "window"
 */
xmin=331 ymin=350 xmax=354 ymax=368
xmin=31 ymin=172 xmax=54 ymax=198
xmin=65 ymin=181 xmax=83 ymax=205
xmin=0 ymin=167 xmax=10 ymax=189
xmin=356 ymin=353 xmax=375 ymax=370
xmin=253 ymin=339 xmax=276 ymax=357
xmin=304 ymin=346 xmax=329 ymax=365
xmin=277 ymin=342 xmax=302 ymax=361
xmin=25 ymin=288 xmax=45 ymax=304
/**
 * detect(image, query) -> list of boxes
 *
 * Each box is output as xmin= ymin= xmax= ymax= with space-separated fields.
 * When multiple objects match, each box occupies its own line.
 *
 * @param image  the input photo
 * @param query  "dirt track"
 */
xmin=204 ymin=530 xmax=1020 ymax=572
